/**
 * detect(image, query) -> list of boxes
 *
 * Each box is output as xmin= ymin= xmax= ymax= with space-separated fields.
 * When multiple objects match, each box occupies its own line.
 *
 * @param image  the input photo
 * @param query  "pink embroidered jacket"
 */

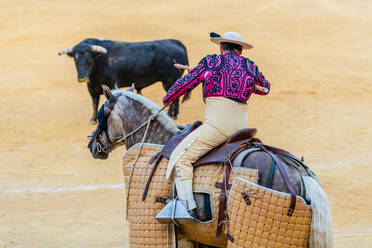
xmin=163 ymin=51 xmax=270 ymax=104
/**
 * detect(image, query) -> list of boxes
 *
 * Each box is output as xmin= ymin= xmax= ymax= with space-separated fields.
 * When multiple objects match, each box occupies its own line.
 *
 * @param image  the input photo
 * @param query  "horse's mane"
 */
xmin=112 ymin=89 xmax=179 ymax=133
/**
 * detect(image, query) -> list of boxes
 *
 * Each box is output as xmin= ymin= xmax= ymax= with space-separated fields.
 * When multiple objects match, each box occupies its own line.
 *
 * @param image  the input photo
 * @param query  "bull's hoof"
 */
xmin=167 ymin=111 xmax=178 ymax=120
xmin=89 ymin=119 xmax=97 ymax=125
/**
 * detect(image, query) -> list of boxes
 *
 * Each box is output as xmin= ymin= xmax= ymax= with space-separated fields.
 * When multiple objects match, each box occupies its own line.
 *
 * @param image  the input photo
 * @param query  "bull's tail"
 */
xmin=303 ymin=176 xmax=333 ymax=248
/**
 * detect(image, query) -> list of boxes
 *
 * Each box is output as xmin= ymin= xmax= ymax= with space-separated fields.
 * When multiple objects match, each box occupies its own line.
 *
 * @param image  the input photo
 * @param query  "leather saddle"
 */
xmin=143 ymin=120 xmax=309 ymax=233
xmin=160 ymin=120 xmax=258 ymax=166
xmin=141 ymin=120 xmax=258 ymax=201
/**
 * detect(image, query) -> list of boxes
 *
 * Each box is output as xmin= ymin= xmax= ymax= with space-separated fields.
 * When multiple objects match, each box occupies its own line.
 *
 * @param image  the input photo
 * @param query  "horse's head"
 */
xmin=88 ymin=85 xmax=132 ymax=159
xmin=88 ymin=84 xmax=179 ymax=159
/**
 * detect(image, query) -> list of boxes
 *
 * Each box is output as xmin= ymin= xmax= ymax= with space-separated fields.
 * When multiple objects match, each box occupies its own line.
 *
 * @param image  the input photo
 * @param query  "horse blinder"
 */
xmin=87 ymin=92 xmax=123 ymax=154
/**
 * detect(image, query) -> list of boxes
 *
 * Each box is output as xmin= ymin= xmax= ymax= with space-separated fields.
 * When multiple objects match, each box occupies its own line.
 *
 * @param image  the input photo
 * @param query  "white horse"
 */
xmin=88 ymin=86 xmax=333 ymax=247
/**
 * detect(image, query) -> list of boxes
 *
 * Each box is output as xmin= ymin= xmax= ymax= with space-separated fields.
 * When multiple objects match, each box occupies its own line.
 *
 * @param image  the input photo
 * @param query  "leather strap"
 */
xmin=263 ymin=144 xmax=314 ymax=178
xmin=215 ymin=182 xmax=232 ymax=190
xmin=142 ymin=152 xmax=163 ymax=201
xmin=87 ymin=126 xmax=101 ymax=149
xmin=87 ymin=92 xmax=122 ymax=150
xmin=259 ymin=145 xmax=297 ymax=216
xmin=155 ymin=197 xmax=167 ymax=204
xmin=216 ymin=163 xmax=232 ymax=237
xmin=215 ymin=144 xmax=250 ymax=237
xmin=264 ymin=144 xmax=308 ymax=168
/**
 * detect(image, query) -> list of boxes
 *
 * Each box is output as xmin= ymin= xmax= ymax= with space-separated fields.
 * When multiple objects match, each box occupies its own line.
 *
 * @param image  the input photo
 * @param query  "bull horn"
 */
xmin=90 ymin=45 xmax=107 ymax=54
xmin=58 ymin=47 xmax=73 ymax=56
xmin=102 ymin=85 xmax=113 ymax=101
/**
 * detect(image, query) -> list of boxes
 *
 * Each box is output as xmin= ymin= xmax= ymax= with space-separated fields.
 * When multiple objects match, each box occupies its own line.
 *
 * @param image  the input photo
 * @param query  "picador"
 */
xmin=87 ymin=32 xmax=332 ymax=248
xmin=161 ymin=31 xmax=271 ymax=219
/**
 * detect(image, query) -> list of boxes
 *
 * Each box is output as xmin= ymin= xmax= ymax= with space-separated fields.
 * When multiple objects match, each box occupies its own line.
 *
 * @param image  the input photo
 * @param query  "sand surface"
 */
xmin=0 ymin=0 xmax=371 ymax=247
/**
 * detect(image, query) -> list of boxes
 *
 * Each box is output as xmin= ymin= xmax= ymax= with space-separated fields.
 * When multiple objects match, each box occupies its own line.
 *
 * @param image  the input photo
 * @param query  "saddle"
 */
xmin=159 ymin=120 xmax=259 ymax=165
xmin=144 ymin=120 xmax=306 ymax=237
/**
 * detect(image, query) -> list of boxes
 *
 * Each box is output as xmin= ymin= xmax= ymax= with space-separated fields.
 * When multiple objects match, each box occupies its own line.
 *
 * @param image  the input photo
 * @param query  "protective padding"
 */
xmin=227 ymin=177 xmax=312 ymax=248
xmin=122 ymin=143 xmax=258 ymax=247
xmin=123 ymin=144 xmax=173 ymax=248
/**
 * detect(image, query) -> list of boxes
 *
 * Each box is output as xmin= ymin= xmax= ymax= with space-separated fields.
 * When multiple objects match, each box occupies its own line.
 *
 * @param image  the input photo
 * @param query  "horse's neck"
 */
xmin=120 ymin=97 xmax=177 ymax=150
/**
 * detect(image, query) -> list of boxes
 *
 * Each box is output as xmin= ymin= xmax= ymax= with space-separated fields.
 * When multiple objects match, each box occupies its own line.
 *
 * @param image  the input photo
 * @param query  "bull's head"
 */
xmin=58 ymin=44 xmax=107 ymax=83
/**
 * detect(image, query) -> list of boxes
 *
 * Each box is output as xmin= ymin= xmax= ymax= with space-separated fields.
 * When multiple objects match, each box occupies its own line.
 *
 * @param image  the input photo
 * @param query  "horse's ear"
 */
xmin=102 ymin=85 xmax=113 ymax=101
xmin=127 ymin=83 xmax=135 ymax=92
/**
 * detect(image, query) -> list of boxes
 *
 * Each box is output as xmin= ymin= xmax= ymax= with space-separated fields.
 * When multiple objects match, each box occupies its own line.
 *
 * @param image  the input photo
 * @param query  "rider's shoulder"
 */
xmin=205 ymin=53 xmax=221 ymax=59
xmin=198 ymin=53 xmax=221 ymax=62
xmin=244 ymin=56 xmax=259 ymax=70
xmin=199 ymin=54 xmax=224 ymax=70
xmin=242 ymin=56 xmax=255 ymax=66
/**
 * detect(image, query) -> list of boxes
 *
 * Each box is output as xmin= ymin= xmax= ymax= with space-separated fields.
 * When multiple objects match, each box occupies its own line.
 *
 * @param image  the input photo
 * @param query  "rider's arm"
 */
xmin=163 ymin=61 xmax=206 ymax=104
xmin=253 ymin=64 xmax=270 ymax=95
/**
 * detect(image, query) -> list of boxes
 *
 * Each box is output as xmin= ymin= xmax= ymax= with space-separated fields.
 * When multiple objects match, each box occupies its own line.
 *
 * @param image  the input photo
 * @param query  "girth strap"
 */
xmin=216 ymin=163 xmax=232 ymax=238
xmin=142 ymin=151 xmax=163 ymax=201
xmin=258 ymin=144 xmax=297 ymax=216
xmin=216 ymin=144 xmax=248 ymax=237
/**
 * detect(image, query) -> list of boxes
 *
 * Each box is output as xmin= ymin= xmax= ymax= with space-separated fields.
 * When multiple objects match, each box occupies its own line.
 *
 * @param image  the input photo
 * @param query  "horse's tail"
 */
xmin=303 ymin=176 xmax=333 ymax=248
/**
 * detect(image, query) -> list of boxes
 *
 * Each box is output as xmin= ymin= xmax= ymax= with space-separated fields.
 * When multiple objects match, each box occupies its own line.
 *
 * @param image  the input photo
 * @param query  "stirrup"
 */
xmin=156 ymin=197 xmax=196 ymax=224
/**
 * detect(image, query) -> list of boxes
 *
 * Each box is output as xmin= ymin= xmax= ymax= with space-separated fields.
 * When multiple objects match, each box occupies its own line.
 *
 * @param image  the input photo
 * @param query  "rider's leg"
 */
xmin=165 ymin=97 xmax=248 ymax=217
xmin=168 ymin=122 xmax=228 ymax=212
xmin=174 ymin=177 xmax=197 ymax=210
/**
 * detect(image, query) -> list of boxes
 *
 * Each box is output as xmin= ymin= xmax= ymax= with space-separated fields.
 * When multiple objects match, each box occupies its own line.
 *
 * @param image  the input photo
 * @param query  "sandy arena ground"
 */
xmin=0 ymin=0 xmax=371 ymax=247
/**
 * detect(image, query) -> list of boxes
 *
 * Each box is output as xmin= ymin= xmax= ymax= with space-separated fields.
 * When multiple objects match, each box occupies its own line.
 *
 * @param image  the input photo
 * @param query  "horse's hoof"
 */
xmin=89 ymin=119 xmax=97 ymax=125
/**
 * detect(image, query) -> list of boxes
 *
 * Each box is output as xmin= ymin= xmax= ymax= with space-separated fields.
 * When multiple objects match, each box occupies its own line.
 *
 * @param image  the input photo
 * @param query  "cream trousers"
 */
xmin=166 ymin=97 xmax=248 ymax=180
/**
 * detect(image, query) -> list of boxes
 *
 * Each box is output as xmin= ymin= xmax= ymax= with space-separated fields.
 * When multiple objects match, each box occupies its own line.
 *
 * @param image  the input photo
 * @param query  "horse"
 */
xmin=88 ymin=85 xmax=333 ymax=248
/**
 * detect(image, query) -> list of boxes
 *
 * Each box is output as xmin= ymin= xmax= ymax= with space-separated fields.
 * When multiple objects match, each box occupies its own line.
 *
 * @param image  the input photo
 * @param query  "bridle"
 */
xmin=87 ymin=92 xmax=122 ymax=153
xmin=87 ymin=93 xmax=167 ymax=154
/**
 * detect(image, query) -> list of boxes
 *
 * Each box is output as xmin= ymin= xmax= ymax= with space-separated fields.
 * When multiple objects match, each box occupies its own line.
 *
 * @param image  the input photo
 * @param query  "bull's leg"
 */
xmin=168 ymin=98 xmax=179 ymax=119
xmin=89 ymin=94 xmax=100 ymax=125
xmin=162 ymin=79 xmax=180 ymax=119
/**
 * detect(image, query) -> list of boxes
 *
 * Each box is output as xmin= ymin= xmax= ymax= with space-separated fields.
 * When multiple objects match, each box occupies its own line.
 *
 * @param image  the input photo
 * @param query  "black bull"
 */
xmin=58 ymin=38 xmax=189 ymax=124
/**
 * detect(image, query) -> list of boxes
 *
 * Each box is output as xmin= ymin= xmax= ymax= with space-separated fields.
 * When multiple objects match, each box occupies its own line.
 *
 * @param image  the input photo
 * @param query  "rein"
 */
xmin=101 ymin=104 xmax=168 ymax=153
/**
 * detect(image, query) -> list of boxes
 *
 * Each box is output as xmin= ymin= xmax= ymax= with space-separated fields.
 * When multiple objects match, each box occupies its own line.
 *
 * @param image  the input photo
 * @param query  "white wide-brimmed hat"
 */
xmin=210 ymin=32 xmax=253 ymax=49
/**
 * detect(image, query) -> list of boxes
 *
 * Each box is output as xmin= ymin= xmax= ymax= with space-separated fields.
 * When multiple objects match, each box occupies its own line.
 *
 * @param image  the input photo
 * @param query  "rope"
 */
xmin=125 ymin=105 xmax=167 ymax=219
